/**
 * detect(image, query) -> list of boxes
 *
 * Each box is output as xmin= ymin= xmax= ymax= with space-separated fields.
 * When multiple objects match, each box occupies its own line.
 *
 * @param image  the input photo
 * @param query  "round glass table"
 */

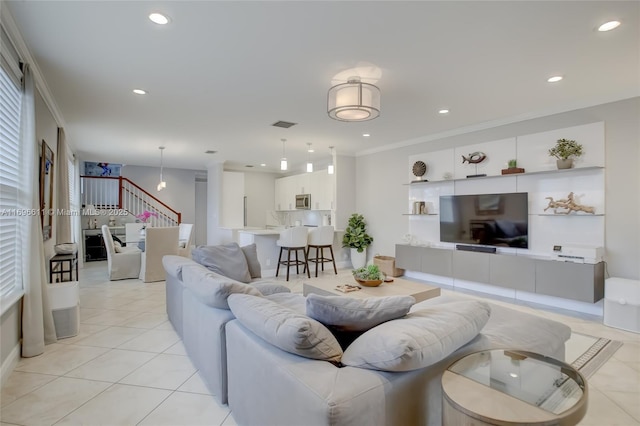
xmin=442 ymin=349 xmax=588 ymax=426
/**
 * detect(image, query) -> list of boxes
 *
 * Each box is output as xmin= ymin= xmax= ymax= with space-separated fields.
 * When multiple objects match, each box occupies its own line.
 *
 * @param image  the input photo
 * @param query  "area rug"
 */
xmin=566 ymin=332 xmax=623 ymax=379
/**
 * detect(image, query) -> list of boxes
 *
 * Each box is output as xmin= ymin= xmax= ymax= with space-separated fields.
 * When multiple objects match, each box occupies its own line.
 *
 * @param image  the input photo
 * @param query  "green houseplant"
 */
xmin=548 ymin=139 xmax=584 ymax=169
xmin=352 ymin=264 xmax=385 ymax=287
xmin=342 ymin=213 xmax=373 ymax=269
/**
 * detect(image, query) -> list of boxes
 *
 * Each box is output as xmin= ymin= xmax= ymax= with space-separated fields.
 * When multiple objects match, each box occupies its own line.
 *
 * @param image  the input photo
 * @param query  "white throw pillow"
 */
xmin=192 ymin=243 xmax=252 ymax=283
xmin=306 ymin=294 xmax=416 ymax=332
xmin=181 ymin=264 xmax=262 ymax=310
xmin=228 ymin=293 xmax=343 ymax=362
xmin=341 ymin=300 xmax=491 ymax=372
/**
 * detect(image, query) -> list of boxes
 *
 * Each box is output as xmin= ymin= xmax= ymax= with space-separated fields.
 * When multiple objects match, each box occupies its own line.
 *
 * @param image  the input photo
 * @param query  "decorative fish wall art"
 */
xmin=462 ymin=152 xmax=487 ymax=164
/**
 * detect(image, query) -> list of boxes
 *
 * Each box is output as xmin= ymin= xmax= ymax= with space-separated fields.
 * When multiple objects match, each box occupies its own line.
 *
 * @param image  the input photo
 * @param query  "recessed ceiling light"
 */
xmin=598 ymin=21 xmax=621 ymax=32
xmin=132 ymin=89 xmax=147 ymax=95
xmin=547 ymin=76 xmax=563 ymax=83
xmin=438 ymin=109 xmax=450 ymax=114
xmin=362 ymin=133 xmax=370 ymax=137
xmin=149 ymin=13 xmax=170 ymax=25
xmin=260 ymin=163 xmax=266 ymax=167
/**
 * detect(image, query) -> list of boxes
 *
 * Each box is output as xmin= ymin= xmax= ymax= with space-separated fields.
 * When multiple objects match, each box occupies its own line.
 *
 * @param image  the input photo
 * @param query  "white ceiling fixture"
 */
xmin=327 ymin=146 xmax=335 ymax=175
xmin=598 ymin=21 xmax=621 ymax=32
xmin=547 ymin=76 xmax=563 ymax=83
xmin=362 ymin=133 xmax=370 ymax=137
xmin=132 ymin=89 xmax=147 ymax=95
xmin=439 ymin=109 xmax=450 ymax=114
xmin=327 ymin=76 xmax=380 ymax=122
xmin=280 ymin=139 xmax=288 ymax=171
xmin=306 ymin=143 xmax=313 ymax=173
xmin=149 ymin=12 xmax=169 ymax=25
xmin=157 ymin=146 xmax=166 ymax=191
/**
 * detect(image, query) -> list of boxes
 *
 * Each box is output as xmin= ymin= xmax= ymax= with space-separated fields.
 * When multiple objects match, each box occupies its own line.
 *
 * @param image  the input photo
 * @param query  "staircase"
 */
xmin=81 ymin=176 xmax=181 ymax=226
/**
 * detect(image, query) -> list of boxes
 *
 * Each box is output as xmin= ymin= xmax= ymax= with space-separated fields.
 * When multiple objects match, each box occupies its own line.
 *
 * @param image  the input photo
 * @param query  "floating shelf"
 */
xmin=402 ymin=213 xmax=438 ymax=216
xmin=534 ymin=213 xmax=604 ymax=217
xmin=405 ymin=166 xmax=604 ymax=185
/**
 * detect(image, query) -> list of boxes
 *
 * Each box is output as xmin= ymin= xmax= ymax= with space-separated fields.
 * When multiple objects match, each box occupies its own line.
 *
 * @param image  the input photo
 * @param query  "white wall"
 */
xmin=244 ymin=171 xmax=276 ymax=227
xmin=356 ymin=97 xmax=640 ymax=280
xmin=121 ymin=165 xmax=196 ymax=225
xmin=194 ymin=179 xmax=208 ymax=246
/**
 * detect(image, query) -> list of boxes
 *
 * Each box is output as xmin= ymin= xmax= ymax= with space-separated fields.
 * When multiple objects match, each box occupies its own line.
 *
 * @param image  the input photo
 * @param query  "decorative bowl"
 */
xmin=355 ymin=278 xmax=383 ymax=287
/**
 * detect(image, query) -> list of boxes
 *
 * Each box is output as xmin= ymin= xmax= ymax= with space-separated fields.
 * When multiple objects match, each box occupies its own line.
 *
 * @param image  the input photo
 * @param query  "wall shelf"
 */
xmin=534 ymin=213 xmax=604 ymax=217
xmin=405 ymin=166 xmax=604 ymax=185
xmin=402 ymin=213 xmax=438 ymax=216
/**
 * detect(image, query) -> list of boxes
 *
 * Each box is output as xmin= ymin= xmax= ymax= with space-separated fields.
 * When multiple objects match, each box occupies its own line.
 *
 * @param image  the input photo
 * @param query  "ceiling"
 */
xmin=5 ymin=1 xmax=639 ymax=173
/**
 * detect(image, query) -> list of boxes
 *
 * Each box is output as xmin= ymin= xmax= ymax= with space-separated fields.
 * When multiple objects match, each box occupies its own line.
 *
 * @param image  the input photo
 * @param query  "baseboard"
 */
xmin=1 ymin=343 xmax=20 ymax=387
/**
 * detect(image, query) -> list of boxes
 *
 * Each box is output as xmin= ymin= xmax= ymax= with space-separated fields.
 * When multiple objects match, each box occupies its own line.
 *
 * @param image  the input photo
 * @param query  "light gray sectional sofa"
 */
xmin=163 ymin=246 xmax=572 ymax=425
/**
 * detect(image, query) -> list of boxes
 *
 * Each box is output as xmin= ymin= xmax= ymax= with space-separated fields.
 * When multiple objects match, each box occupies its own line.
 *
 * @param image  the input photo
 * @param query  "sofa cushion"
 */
xmin=192 ymin=243 xmax=252 ymax=283
xmin=162 ymin=255 xmax=203 ymax=281
xmin=228 ymin=294 xmax=343 ymax=362
xmin=265 ymin=293 xmax=306 ymax=314
xmin=306 ymin=294 xmax=416 ymax=332
xmin=240 ymin=244 xmax=262 ymax=279
xmin=252 ymin=282 xmax=291 ymax=296
xmin=181 ymin=264 xmax=262 ymax=310
xmin=341 ymin=300 xmax=491 ymax=372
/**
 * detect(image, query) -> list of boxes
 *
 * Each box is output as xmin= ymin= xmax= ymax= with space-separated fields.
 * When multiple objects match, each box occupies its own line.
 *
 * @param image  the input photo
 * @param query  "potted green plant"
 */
xmin=342 ymin=213 xmax=373 ymax=269
xmin=548 ymin=139 xmax=584 ymax=169
xmin=508 ymin=159 xmax=518 ymax=168
xmin=352 ymin=264 xmax=385 ymax=287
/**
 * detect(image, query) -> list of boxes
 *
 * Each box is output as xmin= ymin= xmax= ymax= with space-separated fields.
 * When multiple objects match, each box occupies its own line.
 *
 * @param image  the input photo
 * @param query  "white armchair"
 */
xmin=139 ymin=226 xmax=179 ymax=282
xmin=101 ymin=225 xmax=141 ymax=281
xmin=178 ymin=223 xmax=195 ymax=258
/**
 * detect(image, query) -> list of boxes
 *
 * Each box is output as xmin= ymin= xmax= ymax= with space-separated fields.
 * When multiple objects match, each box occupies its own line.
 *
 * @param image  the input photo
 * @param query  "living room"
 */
xmin=1 ymin=1 xmax=639 ymax=425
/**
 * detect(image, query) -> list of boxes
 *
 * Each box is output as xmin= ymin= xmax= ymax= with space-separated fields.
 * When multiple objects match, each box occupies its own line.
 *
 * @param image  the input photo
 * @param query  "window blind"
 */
xmin=0 ymin=64 xmax=23 ymax=298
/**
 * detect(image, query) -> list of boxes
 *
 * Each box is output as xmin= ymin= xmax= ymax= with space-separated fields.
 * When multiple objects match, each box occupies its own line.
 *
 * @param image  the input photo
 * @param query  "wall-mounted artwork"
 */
xmin=84 ymin=161 xmax=122 ymax=177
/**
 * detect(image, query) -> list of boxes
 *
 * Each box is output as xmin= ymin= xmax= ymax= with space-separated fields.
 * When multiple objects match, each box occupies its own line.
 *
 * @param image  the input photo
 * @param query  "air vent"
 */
xmin=245 ymin=165 xmax=254 ymax=168
xmin=205 ymin=150 xmax=217 ymax=154
xmin=271 ymin=120 xmax=297 ymax=129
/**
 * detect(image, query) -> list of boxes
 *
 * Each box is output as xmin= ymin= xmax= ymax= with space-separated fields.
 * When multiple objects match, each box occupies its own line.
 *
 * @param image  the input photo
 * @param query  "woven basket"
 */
xmin=374 ymin=255 xmax=405 ymax=277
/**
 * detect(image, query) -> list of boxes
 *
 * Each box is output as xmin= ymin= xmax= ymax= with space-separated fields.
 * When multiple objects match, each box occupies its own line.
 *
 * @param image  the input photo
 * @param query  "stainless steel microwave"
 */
xmin=295 ymin=194 xmax=311 ymax=209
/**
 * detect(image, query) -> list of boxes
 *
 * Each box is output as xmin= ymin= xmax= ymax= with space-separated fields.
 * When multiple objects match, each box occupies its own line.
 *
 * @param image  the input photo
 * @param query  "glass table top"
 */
xmin=448 ymin=350 xmax=586 ymax=415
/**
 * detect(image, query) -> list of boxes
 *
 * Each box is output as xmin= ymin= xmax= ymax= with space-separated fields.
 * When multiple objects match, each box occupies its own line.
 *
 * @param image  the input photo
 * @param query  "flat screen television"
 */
xmin=439 ymin=192 xmax=529 ymax=248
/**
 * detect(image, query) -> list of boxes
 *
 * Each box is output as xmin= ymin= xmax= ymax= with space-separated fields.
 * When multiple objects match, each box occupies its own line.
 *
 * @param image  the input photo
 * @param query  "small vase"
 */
xmin=139 ymin=227 xmax=146 ymax=240
xmin=556 ymin=159 xmax=573 ymax=169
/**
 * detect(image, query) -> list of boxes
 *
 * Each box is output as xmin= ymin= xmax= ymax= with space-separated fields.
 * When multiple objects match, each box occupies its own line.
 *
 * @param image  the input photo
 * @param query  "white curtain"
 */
xmin=56 ymin=127 xmax=72 ymax=244
xmin=20 ymin=64 xmax=57 ymax=357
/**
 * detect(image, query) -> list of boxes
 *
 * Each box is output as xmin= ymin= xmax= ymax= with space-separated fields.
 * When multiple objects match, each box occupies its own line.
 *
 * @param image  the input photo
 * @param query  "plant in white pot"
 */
xmin=548 ymin=138 xmax=584 ymax=169
xmin=342 ymin=213 xmax=373 ymax=269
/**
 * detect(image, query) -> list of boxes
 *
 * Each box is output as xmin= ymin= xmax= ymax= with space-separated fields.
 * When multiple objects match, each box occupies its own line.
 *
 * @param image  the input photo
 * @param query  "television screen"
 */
xmin=439 ymin=192 xmax=529 ymax=248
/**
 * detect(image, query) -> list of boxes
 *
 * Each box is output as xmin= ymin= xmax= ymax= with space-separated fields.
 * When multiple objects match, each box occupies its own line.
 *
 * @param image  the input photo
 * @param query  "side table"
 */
xmin=442 ymin=349 xmax=587 ymax=426
xmin=49 ymin=252 xmax=78 ymax=283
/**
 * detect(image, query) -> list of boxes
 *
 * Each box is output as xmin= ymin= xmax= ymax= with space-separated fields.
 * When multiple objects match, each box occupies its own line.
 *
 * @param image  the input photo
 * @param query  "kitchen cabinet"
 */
xmin=275 ymin=171 xmax=334 ymax=211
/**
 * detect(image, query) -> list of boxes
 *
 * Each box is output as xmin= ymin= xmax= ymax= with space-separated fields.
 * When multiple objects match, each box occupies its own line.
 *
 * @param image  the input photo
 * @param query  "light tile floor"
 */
xmin=1 ymin=261 xmax=638 ymax=425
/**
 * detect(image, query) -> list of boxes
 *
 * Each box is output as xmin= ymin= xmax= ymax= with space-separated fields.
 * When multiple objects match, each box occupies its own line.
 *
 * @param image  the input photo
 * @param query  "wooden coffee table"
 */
xmin=302 ymin=271 xmax=440 ymax=302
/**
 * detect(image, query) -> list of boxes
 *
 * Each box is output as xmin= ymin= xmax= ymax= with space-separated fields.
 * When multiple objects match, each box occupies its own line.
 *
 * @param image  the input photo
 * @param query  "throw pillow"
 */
xmin=192 ymin=243 xmax=252 ymax=283
xmin=181 ymin=264 xmax=262 ymax=310
xmin=113 ymin=244 xmax=122 ymax=253
xmin=241 ymin=244 xmax=262 ymax=278
xmin=228 ymin=293 xmax=343 ymax=362
xmin=341 ymin=300 xmax=491 ymax=372
xmin=306 ymin=294 xmax=416 ymax=332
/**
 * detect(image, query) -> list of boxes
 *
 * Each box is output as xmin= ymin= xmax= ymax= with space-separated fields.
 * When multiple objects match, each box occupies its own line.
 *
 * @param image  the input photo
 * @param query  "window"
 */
xmin=0 ymin=62 xmax=23 ymax=299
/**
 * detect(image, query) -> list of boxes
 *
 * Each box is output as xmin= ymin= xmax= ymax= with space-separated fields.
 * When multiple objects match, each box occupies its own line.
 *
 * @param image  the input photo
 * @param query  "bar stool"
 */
xmin=306 ymin=226 xmax=337 ymax=277
xmin=276 ymin=227 xmax=310 ymax=281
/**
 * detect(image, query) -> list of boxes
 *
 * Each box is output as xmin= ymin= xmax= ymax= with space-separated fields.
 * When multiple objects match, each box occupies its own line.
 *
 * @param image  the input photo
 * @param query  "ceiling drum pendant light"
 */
xmin=280 ymin=139 xmax=288 ymax=171
xmin=328 ymin=76 xmax=380 ymax=122
xmin=157 ymin=146 xmax=166 ymax=191
xmin=306 ymin=143 xmax=314 ymax=173
xmin=327 ymin=146 xmax=335 ymax=175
